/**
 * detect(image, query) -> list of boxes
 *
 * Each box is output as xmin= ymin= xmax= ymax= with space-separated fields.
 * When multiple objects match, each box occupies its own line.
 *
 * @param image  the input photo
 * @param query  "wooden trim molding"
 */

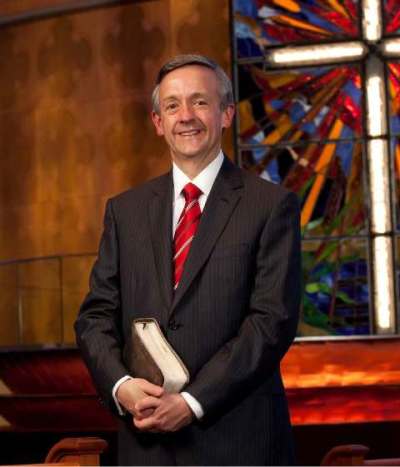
xmin=0 ymin=0 xmax=150 ymax=29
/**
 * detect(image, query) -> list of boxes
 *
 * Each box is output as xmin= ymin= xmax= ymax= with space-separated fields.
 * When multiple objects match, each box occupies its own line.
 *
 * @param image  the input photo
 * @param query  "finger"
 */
xmin=134 ymin=416 xmax=160 ymax=431
xmin=134 ymin=378 xmax=164 ymax=397
xmin=136 ymin=396 xmax=162 ymax=412
xmin=134 ymin=407 xmax=155 ymax=420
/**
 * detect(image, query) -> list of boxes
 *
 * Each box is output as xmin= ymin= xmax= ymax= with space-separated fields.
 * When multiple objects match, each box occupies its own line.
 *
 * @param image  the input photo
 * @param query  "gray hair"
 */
xmin=151 ymin=54 xmax=234 ymax=114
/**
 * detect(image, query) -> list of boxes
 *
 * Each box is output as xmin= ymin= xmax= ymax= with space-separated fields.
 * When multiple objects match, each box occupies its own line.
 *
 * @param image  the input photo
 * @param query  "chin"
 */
xmin=176 ymin=146 xmax=207 ymax=159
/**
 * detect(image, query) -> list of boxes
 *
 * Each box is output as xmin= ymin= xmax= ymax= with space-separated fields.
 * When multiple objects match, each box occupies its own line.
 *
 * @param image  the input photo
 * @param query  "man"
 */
xmin=75 ymin=54 xmax=301 ymax=465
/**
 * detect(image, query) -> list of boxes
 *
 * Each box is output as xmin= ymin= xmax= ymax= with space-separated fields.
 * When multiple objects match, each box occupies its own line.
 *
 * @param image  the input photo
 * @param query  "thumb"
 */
xmin=134 ymin=378 xmax=164 ymax=397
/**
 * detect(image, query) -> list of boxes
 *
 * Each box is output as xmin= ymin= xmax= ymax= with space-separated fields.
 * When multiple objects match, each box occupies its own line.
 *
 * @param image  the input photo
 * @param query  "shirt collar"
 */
xmin=173 ymin=150 xmax=224 ymax=202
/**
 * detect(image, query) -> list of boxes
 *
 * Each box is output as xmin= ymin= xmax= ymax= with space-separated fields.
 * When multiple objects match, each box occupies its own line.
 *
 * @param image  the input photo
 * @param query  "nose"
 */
xmin=178 ymin=103 xmax=195 ymax=122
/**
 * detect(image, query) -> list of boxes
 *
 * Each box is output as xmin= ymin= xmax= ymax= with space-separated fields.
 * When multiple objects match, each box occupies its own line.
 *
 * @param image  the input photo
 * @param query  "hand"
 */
xmin=133 ymin=393 xmax=194 ymax=433
xmin=116 ymin=378 xmax=164 ymax=417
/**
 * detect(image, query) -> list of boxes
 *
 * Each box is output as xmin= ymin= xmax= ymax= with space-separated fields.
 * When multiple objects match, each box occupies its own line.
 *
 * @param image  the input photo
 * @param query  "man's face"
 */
xmin=151 ymin=65 xmax=234 ymax=165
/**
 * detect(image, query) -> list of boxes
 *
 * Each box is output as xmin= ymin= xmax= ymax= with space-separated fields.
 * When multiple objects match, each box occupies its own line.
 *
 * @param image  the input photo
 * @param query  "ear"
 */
xmin=221 ymin=104 xmax=235 ymax=129
xmin=151 ymin=111 xmax=164 ymax=136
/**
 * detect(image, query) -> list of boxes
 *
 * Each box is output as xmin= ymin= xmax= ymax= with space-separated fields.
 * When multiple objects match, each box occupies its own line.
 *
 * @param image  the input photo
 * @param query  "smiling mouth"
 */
xmin=177 ymin=129 xmax=203 ymax=136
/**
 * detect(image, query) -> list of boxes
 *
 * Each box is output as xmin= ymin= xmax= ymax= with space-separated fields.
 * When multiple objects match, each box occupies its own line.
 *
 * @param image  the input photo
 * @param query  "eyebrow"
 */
xmin=161 ymin=92 xmax=209 ymax=103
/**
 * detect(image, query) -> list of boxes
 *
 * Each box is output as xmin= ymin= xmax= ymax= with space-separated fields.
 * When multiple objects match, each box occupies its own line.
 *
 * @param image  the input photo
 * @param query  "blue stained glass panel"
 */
xmin=300 ymin=238 xmax=370 ymax=337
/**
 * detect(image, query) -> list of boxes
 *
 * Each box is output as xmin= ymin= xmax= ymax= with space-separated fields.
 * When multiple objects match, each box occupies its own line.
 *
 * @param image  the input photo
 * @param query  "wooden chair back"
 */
xmin=0 ymin=437 xmax=108 ymax=466
xmin=44 ymin=437 xmax=108 ymax=465
xmin=321 ymin=444 xmax=400 ymax=466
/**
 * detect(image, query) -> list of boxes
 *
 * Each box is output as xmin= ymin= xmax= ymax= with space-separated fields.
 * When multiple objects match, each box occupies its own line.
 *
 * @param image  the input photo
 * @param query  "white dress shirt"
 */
xmin=112 ymin=151 xmax=224 ymax=419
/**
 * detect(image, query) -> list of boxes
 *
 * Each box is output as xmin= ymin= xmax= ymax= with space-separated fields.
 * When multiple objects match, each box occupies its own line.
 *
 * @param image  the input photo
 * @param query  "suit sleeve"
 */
xmin=74 ymin=199 xmax=128 ymax=413
xmin=184 ymin=191 xmax=301 ymax=417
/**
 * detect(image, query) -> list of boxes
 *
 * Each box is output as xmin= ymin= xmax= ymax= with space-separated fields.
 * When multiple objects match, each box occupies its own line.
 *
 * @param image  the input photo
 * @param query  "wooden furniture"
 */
xmin=1 ymin=344 xmax=400 ymax=465
xmin=44 ymin=437 xmax=108 ymax=465
xmin=0 ymin=437 xmax=108 ymax=466
xmin=321 ymin=444 xmax=400 ymax=466
xmin=282 ymin=338 xmax=400 ymax=425
xmin=2 ymin=339 xmax=400 ymax=431
xmin=0 ymin=349 xmax=116 ymax=432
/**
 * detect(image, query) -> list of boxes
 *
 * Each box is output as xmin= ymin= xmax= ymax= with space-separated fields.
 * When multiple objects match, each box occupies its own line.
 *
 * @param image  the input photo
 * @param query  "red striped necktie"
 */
xmin=173 ymin=182 xmax=202 ymax=290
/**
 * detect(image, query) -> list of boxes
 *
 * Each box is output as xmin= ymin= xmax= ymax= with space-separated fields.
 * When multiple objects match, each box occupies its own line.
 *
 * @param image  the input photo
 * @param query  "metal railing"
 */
xmin=0 ymin=253 xmax=96 ymax=348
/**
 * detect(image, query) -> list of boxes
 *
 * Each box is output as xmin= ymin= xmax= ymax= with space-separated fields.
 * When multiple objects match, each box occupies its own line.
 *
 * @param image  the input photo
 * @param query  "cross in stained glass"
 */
xmin=234 ymin=0 xmax=400 ymax=335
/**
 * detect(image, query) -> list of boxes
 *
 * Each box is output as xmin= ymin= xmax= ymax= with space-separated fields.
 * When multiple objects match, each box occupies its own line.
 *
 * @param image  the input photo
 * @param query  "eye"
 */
xmin=194 ymin=99 xmax=207 ymax=106
xmin=165 ymin=102 xmax=178 ymax=112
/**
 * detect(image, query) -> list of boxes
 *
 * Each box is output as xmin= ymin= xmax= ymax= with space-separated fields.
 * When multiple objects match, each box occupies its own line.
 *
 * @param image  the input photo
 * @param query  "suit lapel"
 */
xmin=171 ymin=158 xmax=244 ymax=313
xmin=148 ymin=173 xmax=174 ymax=313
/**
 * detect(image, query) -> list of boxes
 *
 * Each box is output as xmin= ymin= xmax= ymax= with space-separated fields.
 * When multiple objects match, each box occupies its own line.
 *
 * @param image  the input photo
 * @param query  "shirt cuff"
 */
xmin=181 ymin=391 xmax=204 ymax=419
xmin=112 ymin=375 xmax=132 ymax=416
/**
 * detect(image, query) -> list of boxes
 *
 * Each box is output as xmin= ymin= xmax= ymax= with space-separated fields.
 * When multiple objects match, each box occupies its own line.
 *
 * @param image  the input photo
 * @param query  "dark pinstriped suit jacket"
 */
xmin=75 ymin=157 xmax=301 ymax=465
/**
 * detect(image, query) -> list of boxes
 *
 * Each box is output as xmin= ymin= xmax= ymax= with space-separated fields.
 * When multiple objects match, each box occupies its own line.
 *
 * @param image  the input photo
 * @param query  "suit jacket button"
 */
xmin=168 ymin=319 xmax=180 ymax=331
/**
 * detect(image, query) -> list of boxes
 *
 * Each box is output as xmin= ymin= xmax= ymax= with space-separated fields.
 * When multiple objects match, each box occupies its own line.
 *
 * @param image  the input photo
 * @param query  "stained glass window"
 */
xmin=384 ymin=0 xmax=400 ymax=36
xmin=301 ymin=239 xmax=369 ymax=337
xmin=388 ymin=62 xmax=400 ymax=136
xmin=233 ymin=0 xmax=400 ymax=338
xmin=235 ymin=0 xmax=360 ymax=55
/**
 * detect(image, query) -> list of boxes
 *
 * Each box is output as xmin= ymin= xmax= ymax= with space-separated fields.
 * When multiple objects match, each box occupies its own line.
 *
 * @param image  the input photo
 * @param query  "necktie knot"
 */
xmin=182 ymin=183 xmax=202 ymax=203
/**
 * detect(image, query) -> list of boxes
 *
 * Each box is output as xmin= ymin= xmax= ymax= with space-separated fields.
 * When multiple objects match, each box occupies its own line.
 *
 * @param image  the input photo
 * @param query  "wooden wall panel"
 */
xmin=0 ymin=0 xmax=232 ymax=345
xmin=0 ymin=0 xmax=101 ymax=16
xmin=0 ymin=0 xmax=231 ymax=261
xmin=19 ymin=260 xmax=62 ymax=344
xmin=62 ymin=255 xmax=95 ymax=343
xmin=0 ymin=265 xmax=18 ymax=346
xmin=169 ymin=0 xmax=230 ymax=66
xmin=169 ymin=0 xmax=234 ymax=155
xmin=0 ymin=2 xmax=171 ymax=261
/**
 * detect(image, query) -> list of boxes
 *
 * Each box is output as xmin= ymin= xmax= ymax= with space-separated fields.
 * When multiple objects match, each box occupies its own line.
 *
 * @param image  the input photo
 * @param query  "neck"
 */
xmin=172 ymin=150 xmax=220 ymax=179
